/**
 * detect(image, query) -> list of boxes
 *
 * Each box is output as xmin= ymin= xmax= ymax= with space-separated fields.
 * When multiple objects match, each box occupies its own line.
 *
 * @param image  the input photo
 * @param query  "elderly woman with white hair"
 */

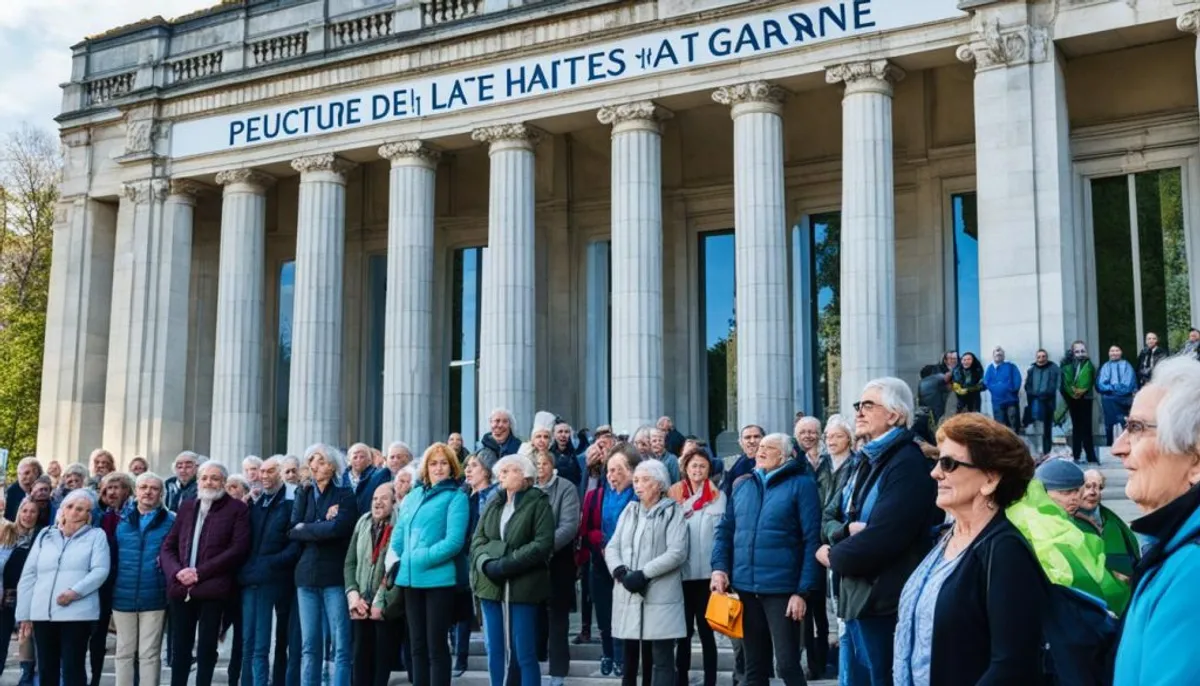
xmin=816 ymin=377 xmax=942 ymax=685
xmin=607 ymin=458 xmax=688 ymax=686
xmin=1112 ymin=356 xmax=1200 ymax=683
xmin=712 ymin=433 xmax=821 ymax=686
xmin=16 ymin=488 xmax=111 ymax=686
xmin=470 ymin=452 xmax=555 ymax=686
xmin=289 ymin=444 xmax=358 ymax=686
xmin=51 ymin=462 xmax=89 ymax=508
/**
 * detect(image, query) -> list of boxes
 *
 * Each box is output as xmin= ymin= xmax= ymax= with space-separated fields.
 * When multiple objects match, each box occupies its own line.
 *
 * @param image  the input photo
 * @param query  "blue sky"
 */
xmin=0 ymin=0 xmax=204 ymax=139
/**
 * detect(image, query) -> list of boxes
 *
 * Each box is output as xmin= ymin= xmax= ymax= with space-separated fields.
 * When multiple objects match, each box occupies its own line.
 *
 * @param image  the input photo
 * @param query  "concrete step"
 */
xmin=464 ymin=650 xmax=739 ymax=675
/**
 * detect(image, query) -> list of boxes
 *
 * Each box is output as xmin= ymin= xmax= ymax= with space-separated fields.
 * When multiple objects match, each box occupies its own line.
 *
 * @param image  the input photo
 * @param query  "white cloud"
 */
xmin=0 ymin=0 xmax=208 ymax=139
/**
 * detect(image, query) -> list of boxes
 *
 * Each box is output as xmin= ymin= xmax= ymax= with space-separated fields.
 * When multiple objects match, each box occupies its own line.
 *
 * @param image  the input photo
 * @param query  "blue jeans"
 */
xmin=992 ymin=402 xmax=1020 ymax=433
xmin=842 ymin=616 xmax=895 ymax=686
xmin=1101 ymin=395 xmax=1133 ymax=445
xmin=242 ymin=584 xmax=290 ymax=686
xmin=296 ymin=586 xmax=351 ymax=686
xmin=480 ymin=600 xmax=539 ymax=686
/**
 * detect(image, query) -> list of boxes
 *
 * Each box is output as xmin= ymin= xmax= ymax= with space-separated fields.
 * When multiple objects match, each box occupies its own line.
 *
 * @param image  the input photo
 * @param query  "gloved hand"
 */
xmin=482 ymin=559 xmax=507 ymax=582
xmin=622 ymin=570 xmax=649 ymax=594
xmin=612 ymin=566 xmax=629 ymax=583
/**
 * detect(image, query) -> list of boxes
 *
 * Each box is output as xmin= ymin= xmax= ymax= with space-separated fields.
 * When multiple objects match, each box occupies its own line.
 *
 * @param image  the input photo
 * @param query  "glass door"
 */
xmin=1090 ymin=168 xmax=1191 ymax=356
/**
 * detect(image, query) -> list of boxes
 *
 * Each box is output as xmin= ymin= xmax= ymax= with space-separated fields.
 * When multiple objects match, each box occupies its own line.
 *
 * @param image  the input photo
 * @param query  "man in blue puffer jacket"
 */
xmin=711 ymin=432 xmax=822 ymax=686
xmin=111 ymin=472 xmax=176 ymax=686
xmin=983 ymin=346 xmax=1023 ymax=431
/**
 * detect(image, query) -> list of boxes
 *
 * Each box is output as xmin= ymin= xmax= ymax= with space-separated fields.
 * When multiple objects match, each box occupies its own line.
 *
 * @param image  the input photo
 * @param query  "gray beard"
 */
xmin=198 ymin=488 xmax=225 ymax=510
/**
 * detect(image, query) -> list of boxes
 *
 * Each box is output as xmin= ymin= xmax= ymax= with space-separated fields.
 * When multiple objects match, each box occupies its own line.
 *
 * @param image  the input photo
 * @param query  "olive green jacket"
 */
xmin=469 ymin=486 xmax=555 ymax=604
xmin=344 ymin=512 xmax=403 ymax=618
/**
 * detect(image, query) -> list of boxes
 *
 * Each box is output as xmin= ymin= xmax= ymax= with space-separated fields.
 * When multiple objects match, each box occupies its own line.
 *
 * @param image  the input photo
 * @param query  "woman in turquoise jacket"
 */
xmin=390 ymin=443 xmax=469 ymax=686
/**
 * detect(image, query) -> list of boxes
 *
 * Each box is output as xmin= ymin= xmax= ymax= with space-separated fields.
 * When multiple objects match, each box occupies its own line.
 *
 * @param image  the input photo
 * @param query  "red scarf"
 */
xmin=683 ymin=479 xmax=716 ymax=512
xmin=370 ymin=523 xmax=393 ymax=565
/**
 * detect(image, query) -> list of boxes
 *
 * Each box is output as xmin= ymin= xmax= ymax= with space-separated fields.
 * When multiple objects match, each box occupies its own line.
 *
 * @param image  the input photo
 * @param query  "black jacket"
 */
xmin=923 ymin=514 xmax=1045 ymax=686
xmin=344 ymin=465 xmax=391 ymax=517
xmin=164 ymin=476 xmax=197 ymax=512
xmin=551 ymin=442 xmax=583 ymax=486
xmin=289 ymin=482 xmax=358 ymax=587
xmin=828 ymin=432 xmax=942 ymax=619
xmin=4 ymin=483 xmax=27 ymax=521
xmin=240 ymin=488 xmax=301 ymax=587
xmin=1136 ymin=346 xmax=1169 ymax=387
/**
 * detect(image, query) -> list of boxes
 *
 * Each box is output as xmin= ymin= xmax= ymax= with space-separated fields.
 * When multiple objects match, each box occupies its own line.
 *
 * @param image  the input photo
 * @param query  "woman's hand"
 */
xmin=369 ymin=606 xmax=383 ymax=621
xmin=18 ymin=621 xmax=32 ymax=639
xmin=815 ymin=544 xmax=831 ymax=568
xmin=848 ymin=522 xmax=866 ymax=536
xmin=710 ymin=571 xmax=729 ymax=594
xmin=56 ymin=589 xmax=81 ymax=606
xmin=785 ymin=594 xmax=807 ymax=622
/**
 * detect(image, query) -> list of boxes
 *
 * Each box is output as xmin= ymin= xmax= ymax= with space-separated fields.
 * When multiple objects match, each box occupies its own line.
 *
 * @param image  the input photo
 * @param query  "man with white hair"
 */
xmin=5 ymin=456 xmax=43 ymax=520
xmin=647 ymin=427 xmax=680 ymax=484
xmin=160 ymin=461 xmax=251 ymax=686
xmin=344 ymin=442 xmax=389 ymax=515
xmin=386 ymin=441 xmax=413 ymax=476
xmin=165 ymin=451 xmax=200 ymax=512
xmin=242 ymin=456 xmax=264 ymax=500
xmin=656 ymin=416 xmax=686 ymax=457
xmin=240 ymin=456 xmax=302 ymax=686
xmin=817 ymin=377 xmax=941 ymax=685
xmin=477 ymin=407 xmax=523 ymax=467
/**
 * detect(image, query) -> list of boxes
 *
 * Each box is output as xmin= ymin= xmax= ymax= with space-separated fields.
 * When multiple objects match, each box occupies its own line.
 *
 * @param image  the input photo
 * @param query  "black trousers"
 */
xmin=675 ymin=580 xmax=717 ymax=686
xmin=1036 ymin=397 xmax=1055 ymax=455
xmin=226 ymin=592 xmax=242 ymax=686
xmin=87 ymin=592 xmax=111 ymax=686
xmin=34 ymin=620 xmax=93 ymax=686
xmin=802 ymin=591 xmax=829 ymax=676
xmin=538 ymin=603 xmax=571 ymax=677
xmin=169 ymin=597 xmax=225 ymax=686
xmin=742 ymin=592 xmax=806 ymax=686
xmin=1068 ymin=397 xmax=1098 ymax=463
xmin=622 ymin=638 xmax=675 ymax=686
xmin=579 ymin=559 xmax=593 ymax=633
xmin=404 ymin=586 xmax=455 ymax=686
xmin=352 ymin=617 xmax=402 ymax=686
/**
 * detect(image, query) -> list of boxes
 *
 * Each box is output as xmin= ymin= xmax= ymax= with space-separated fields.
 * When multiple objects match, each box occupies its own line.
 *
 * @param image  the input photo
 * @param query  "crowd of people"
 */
xmin=1 ymin=343 xmax=1200 ymax=686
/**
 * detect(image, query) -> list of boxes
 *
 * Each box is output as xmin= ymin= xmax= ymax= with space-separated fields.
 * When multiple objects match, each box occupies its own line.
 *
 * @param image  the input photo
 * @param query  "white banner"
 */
xmin=171 ymin=0 xmax=963 ymax=158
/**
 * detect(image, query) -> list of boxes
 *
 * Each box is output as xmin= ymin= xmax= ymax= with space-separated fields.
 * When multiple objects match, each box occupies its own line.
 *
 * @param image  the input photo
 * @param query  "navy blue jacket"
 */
xmin=828 ymin=432 xmax=942 ymax=618
xmin=4 ymin=483 xmax=28 ymax=521
xmin=112 ymin=507 xmax=175 ymax=613
xmin=343 ymin=466 xmax=391 ymax=517
xmin=721 ymin=454 xmax=755 ymax=499
xmin=289 ymin=481 xmax=358 ymax=588
xmin=551 ymin=442 xmax=583 ymax=487
xmin=711 ymin=459 xmax=823 ymax=596
xmin=240 ymin=487 xmax=301 ymax=587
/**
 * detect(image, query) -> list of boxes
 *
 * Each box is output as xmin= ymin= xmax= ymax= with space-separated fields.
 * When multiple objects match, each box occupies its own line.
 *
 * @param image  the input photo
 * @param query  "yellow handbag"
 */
xmin=705 ymin=591 xmax=744 ymax=639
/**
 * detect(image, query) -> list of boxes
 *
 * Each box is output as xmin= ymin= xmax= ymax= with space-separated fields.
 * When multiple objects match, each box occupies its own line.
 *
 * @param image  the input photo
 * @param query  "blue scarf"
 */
xmin=861 ymin=427 xmax=906 ymax=464
xmin=601 ymin=483 xmax=635 ymax=543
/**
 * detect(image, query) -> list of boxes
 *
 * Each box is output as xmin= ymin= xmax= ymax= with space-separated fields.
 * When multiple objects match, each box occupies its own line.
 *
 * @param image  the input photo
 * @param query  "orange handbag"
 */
xmin=705 ymin=591 xmax=744 ymax=639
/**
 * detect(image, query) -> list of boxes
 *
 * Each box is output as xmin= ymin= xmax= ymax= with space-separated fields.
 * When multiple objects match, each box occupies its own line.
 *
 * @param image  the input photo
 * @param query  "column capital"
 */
xmin=712 ymin=82 xmax=787 ymax=117
xmin=825 ymin=60 xmax=905 ymax=96
xmin=597 ymin=101 xmax=672 ymax=135
xmin=471 ymin=123 xmax=541 ymax=151
xmin=378 ymin=140 xmax=441 ymax=169
xmin=290 ymin=153 xmax=356 ymax=180
xmin=956 ymin=20 xmax=1049 ymax=71
xmin=122 ymin=178 xmax=169 ymax=205
xmin=168 ymin=179 xmax=210 ymax=205
xmin=214 ymin=169 xmax=276 ymax=193
xmin=1178 ymin=9 xmax=1200 ymax=35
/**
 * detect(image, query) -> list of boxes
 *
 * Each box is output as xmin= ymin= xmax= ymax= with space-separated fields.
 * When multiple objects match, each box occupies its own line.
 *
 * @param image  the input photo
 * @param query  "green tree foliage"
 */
xmin=0 ymin=126 xmax=58 ymax=478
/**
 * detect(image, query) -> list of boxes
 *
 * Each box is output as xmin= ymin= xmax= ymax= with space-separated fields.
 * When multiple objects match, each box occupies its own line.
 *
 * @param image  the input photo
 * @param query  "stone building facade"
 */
xmin=41 ymin=0 xmax=1200 ymax=471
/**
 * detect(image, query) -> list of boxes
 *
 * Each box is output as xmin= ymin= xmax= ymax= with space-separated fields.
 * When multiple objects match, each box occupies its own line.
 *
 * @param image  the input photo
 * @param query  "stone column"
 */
xmin=210 ymin=169 xmax=273 ymax=467
xmin=470 ymin=124 xmax=538 ymax=437
xmin=101 ymin=179 xmax=197 ymax=467
xmin=958 ymin=19 xmax=1075 ymax=364
xmin=826 ymin=60 xmax=904 ymax=413
xmin=713 ymin=82 xmax=793 ymax=433
xmin=597 ymin=101 xmax=670 ymax=434
xmin=37 ymin=197 xmax=116 ymax=464
xmin=287 ymin=154 xmax=354 ymax=456
xmin=378 ymin=141 xmax=440 ymax=451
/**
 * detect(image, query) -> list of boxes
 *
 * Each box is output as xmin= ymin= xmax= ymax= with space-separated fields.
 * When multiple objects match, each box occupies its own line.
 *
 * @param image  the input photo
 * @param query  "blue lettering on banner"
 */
xmin=174 ymin=0 xmax=962 ymax=157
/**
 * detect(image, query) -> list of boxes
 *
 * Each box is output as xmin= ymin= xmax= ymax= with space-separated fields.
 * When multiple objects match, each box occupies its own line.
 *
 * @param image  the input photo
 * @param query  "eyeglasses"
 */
xmin=935 ymin=456 xmax=980 ymax=473
xmin=1116 ymin=419 xmax=1158 ymax=442
xmin=852 ymin=400 xmax=879 ymax=415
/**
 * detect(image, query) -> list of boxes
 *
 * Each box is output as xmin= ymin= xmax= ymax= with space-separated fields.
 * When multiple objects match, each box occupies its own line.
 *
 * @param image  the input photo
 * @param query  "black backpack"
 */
xmin=986 ymin=537 xmax=1117 ymax=686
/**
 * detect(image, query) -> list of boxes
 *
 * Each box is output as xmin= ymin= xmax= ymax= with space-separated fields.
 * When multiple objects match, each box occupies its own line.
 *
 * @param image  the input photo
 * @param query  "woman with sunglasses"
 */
xmin=892 ymin=413 xmax=1043 ymax=686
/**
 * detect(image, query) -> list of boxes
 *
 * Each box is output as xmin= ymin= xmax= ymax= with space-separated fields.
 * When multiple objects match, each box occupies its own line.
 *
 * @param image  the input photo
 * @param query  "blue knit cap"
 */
xmin=1035 ymin=458 xmax=1085 ymax=492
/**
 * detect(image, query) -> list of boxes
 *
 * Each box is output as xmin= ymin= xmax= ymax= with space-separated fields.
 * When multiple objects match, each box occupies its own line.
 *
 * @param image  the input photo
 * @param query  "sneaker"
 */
xmin=549 ymin=678 xmax=565 ymax=686
xmin=613 ymin=663 xmax=624 ymax=678
xmin=573 ymin=630 xmax=592 ymax=645
xmin=600 ymin=658 xmax=613 ymax=676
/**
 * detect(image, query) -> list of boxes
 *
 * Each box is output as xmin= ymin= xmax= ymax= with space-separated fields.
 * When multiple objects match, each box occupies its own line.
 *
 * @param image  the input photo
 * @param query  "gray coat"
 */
xmin=17 ymin=525 xmax=111 ymax=622
xmin=535 ymin=474 xmax=580 ymax=552
xmin=606 ymin=498 xmax=688 ymax=641
xmin=678 ymin=489 xmax=725 ymax=581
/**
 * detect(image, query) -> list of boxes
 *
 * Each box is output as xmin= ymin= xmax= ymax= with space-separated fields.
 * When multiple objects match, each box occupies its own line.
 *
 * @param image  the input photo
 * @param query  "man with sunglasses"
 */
xmin=816 ymin=377 xmax=940 ymax=685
